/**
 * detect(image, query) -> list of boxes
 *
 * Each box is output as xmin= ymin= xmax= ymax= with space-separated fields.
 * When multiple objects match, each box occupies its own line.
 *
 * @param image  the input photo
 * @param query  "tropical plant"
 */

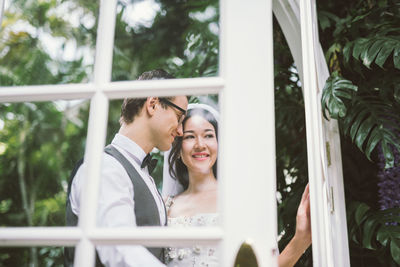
xmin=347 ymin=202 xmax=400 ymax=266
xmin=320 ymin=0 xmax=400 ymax=168
xmin=319 ymin=0 xmax=400 ymax=265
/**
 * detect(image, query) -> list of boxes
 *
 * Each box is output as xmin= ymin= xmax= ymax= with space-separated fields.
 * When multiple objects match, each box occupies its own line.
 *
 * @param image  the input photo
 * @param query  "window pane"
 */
xmin=74 ymin=94 xmax=220 ymax=264
xmin=0 ymin=100 xmax=89 ymax=226
xmin=0 ymin=246 xmax=69 ymax=267
xmin=112 ymin=0 xmax=219 ymax=81
xmin=0 ymin=0 xmax=98 ymax=86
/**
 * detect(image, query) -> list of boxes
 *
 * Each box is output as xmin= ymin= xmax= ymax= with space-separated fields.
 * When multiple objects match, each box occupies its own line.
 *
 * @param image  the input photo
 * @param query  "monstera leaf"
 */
xmin=321 ymin=73 xmax=358 ymax=119
xmin=322 ymin=74 xmax=400 ymax=168
xmin=341 ymin=95 xmax=400 ymax=168
xmin=343 ymin=36 xmax=400 ymax=69
xmin=348 ymin=202 xmax=400 ymax=265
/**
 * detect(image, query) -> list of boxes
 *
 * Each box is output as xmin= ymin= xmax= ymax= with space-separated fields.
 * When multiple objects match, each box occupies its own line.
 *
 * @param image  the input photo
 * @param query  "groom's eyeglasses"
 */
xmin=159 ymin=98 xmax=187 ymax=125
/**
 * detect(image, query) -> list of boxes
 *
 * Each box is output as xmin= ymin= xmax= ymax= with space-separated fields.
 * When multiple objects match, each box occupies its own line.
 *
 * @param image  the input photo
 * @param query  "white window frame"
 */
xmin=0 ymin=0 xmax=351 ymax=266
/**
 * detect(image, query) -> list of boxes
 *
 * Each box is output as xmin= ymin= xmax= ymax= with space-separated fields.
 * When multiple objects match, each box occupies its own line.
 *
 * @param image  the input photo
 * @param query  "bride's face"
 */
xmin=180 ymin=115 xmax=218 ymax=175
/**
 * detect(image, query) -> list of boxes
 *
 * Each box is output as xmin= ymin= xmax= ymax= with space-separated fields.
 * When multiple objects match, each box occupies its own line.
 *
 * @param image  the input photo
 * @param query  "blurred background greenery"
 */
xmin=0 ymin=0 xmax=399 ymax=266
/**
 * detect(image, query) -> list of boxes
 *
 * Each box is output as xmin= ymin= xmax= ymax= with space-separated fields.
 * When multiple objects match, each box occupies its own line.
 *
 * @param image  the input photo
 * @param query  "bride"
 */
xmin=162 ymin=103 xmax=311 ymax=267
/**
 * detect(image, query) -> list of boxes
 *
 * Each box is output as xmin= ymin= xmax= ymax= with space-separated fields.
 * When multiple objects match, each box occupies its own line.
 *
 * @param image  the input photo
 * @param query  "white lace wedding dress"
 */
xmin=165 ymin=197 xmax=219 ymax=267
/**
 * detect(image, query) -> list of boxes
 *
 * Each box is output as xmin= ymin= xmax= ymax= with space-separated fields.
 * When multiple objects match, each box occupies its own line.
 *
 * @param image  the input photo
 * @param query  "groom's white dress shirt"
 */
xmin=70 ymin=134 xmax=166 ymax=267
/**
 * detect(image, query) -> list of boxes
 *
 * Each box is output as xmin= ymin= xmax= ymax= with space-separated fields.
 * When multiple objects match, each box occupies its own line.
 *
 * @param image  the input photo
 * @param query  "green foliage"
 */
xmin=343 ymin=97 xmax=400 ymax=167
xmin=112 ymin=0 xmax=218 ymax=81
xmin=321 ymin=73 xmax=358 ymax=119
xmin=0 ymin=0 xmax=96 ymax=86
xmin=321 ymin=1 xmax=400 ymax=168
xmin=34 ymin=192 xmax=66 ymax=226
xmin=0 ymin=3 xmax=92 ymax=267
xmin=0 ymin=247 xmax=64 ymax=267
xmin=319 ymin=0 xmax=400 ymax=266
xmin=38 ymin=247 xmax=64 ymax=267
xmin=347 ymin=202 xmax=400 ymax=265
xmin=322 ymin=74 xmax=400 ymax=167
xmin=343 ymin=36 xmax=400 ymax=69
xmin=0 ymin=199 xmax=12 ymax=215
xmin=0 ymin=100 xmax=87 ymax=228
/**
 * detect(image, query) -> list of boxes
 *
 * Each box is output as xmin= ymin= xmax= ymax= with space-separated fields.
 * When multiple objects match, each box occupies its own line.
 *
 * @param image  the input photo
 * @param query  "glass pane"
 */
xmin=69 ymin=93 xmax=219 ymax=265
xmin=0 ymin=246 xmax=69 ymax=267
xmin=112 ymin=0 xmax=219 ymax=81
xmin=0 ymin=100 xmax=89 ymax=226
xmin=0 ymin=0 xmax=98 ymax=86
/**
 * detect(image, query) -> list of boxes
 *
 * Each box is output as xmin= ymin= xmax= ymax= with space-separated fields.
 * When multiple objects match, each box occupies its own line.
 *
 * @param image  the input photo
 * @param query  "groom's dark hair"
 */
xmin=168 ymin=108 xmax=218 ymax=189
xmin=119 ymin=69 xmax=175 ymax=125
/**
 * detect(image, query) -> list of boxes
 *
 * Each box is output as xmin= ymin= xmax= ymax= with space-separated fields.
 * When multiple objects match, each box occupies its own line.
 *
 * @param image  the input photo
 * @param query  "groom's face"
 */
xmin=151 ymin=96 xmax=188 ymax=151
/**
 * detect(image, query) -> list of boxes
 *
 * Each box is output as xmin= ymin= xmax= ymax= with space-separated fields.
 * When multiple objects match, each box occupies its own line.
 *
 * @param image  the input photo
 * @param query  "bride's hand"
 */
xmin=278 ymin=184 xmax=311 ymax=267
xmin=294 ymin=183 xmax=311 ymax=248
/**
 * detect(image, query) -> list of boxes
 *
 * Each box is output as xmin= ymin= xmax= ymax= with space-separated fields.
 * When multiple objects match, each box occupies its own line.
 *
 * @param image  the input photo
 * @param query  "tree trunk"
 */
xmin=17 ymin=120 xmax=38 ymax=267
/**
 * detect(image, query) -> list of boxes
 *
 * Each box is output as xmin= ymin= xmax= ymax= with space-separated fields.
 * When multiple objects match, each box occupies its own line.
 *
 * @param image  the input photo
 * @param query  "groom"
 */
xmin=65 ymin=69 xmax=188 ymax=266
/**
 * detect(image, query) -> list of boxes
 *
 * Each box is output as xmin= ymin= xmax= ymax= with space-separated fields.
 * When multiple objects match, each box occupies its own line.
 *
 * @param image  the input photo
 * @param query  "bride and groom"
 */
xmin=65 ymin=69 xmax=311 ymax=267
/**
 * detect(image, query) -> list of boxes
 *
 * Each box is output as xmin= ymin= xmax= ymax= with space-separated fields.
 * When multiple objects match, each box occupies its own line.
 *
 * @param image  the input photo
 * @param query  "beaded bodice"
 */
xmin=165 ymin=197 xmax=219 ymax=267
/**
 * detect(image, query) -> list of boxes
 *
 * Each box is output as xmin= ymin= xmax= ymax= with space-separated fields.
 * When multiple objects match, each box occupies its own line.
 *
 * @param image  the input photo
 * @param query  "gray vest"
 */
xmin=64 ymin=145 xmax=166 ymax=267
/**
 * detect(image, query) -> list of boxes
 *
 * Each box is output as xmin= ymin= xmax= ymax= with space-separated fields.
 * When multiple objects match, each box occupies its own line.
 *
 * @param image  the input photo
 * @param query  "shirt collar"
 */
xmin=111 ymin=133 xmax=147 ymax=164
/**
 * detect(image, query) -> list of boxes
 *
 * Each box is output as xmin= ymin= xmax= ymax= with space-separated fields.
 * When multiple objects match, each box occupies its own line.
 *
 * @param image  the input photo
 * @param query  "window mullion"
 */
xmin=103 ymin=77 xmax=224 ymax=99
xmin=0 ymin=84 xmax=96 ymax=103
xmin=0 ymin=78 xmax=223 ymax=103
xmin=299 ymin=0 xmax=331 ymax=266
xmin=0 ymin=227 xmax=81 ymax=246
xmin=219 ymin=0 xmax=277 ymax=266
xmin=89 ymin=227 xmax=223 ymax=247
xmin=74 ymin=0 xmax=117 ymax=266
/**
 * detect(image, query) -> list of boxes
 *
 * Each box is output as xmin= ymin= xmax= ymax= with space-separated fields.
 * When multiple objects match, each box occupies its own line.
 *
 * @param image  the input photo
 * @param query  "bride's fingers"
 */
xmin=298 ymin=184 xmax=310 ymax=216
xmin=300 ymin=183 xmax=310 ymax=203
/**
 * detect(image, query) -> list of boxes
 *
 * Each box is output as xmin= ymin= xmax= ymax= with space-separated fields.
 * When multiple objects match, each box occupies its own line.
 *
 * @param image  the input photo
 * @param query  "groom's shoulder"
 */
xmin=73 ymin=150 xmax=126 ymax=178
